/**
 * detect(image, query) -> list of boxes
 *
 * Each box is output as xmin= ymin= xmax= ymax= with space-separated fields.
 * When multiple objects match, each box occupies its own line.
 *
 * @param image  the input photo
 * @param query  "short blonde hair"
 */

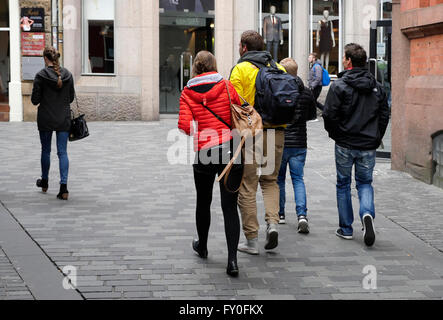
xmin=280 ymin=58 xmax=298 ymax=77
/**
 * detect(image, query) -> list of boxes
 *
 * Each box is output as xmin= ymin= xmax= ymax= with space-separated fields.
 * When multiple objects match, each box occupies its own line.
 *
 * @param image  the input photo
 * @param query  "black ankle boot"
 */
xmin=36 ymin=179 xmax=48 ymax=192
xmin=57 ymin=184 xmax=69 ymax=200
xmin=226 ymin=260 xmax=239 ymax=277
xmin=192 ymin=239 xmax=208 ymax=259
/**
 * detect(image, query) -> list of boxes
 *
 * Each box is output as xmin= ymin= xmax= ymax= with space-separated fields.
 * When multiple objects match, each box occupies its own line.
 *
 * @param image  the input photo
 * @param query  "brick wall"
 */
xmin=410 ymin=34 xmax=443 ymax=76
xmin=401 ymin=0 xmax=443 ymax=11
xmin=392 ymin=0 xmax=443 ymax=188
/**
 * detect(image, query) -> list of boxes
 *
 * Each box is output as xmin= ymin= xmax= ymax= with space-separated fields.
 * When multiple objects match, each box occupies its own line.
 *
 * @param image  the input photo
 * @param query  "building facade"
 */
xmin=1 ymin=0 xmax=391 ymax=122
xmin=392 ymin=0 xmax=443 ymax=188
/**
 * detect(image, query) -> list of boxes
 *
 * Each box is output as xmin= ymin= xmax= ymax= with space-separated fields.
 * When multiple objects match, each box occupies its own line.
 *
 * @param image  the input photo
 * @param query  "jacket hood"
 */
xmin=184 ymin=72 xmax=225 ymax=104
xmin=238 ymin=51 xmax=272 ymax=68
xmin=339 ymin=67 xmax=377 ymax=93
xmin=313 ymin=59 xmax=322 ymax=66
xmin=37 ymin=67 xmax=73 ymax=88
xmin=186 ymin=72 xmax=223 ymax=89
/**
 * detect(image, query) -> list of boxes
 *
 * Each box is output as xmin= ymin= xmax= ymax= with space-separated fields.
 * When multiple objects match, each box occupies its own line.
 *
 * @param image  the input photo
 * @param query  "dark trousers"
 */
xmin=193 ymin=146 xmax=243 ymax=262
xmin=312 ymin=86 xmax=324 ymax=111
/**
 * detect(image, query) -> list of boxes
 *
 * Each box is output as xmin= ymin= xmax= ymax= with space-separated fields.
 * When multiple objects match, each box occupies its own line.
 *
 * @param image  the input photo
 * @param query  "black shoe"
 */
xmin=57 ymin=184 xmax=69 ymax=200
xmin=36 ymin=179 xmax=48 ymax=193
xmin=335 ymin=228 xmax=353 ymax=240
xmin=226 ymin=260 xmax=239 ymax=277
xmin=298 ymin=216 xmax=310 ymax=234
xmin=278 ymin=215 xmax=286 ymax=225
xmin=192 ymin=239 xmax=208 ymax=259
xmin=363 ymin=214 xmax=376 ymax=247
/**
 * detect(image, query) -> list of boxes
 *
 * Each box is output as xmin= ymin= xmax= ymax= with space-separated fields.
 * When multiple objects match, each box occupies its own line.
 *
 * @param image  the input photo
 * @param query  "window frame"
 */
xmin=81 ymin=0 xmax=116 ymax=76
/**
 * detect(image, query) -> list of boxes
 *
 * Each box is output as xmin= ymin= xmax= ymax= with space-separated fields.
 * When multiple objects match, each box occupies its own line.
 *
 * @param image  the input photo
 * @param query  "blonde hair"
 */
xmin=280 ymin=58 xmax=298 ymax=77
xmin=43 ymin=47 xmax=63 ymax=88
xmin=192 ymin=51 xmax=217 ymax=77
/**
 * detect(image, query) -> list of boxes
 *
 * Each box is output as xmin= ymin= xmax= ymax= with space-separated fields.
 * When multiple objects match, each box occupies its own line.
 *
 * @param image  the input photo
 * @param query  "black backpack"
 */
xmin=252 ymin=60 xmax=301 ymax=125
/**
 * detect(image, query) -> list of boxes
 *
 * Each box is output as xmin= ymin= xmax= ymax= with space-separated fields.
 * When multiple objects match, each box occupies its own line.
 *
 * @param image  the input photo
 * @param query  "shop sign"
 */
xmin=22 ymin=57 xmax=45 ymax=81
xmin=21 ymin=8 xmax=45 ymax=32
xmin=21 ymin=32 xmax=46 ymax=56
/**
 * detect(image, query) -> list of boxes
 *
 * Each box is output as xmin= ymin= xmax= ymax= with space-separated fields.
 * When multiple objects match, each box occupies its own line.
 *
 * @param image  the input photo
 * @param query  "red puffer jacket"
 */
xmin=178 ymin=72 xmax=242 ymax=151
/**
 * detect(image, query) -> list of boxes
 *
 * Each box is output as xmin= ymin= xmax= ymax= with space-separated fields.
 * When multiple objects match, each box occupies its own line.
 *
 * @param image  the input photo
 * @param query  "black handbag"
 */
xmin=69 ymin=93 xmax=89 ymax=142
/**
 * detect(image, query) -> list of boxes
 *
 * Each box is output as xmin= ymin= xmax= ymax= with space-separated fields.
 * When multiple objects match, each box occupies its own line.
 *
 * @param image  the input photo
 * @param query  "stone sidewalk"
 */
xmin=0 ymin=119 xmax=442 ymax=300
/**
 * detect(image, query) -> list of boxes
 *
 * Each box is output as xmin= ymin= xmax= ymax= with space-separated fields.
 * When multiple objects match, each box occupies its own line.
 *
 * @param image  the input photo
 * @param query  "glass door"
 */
xmin=369 ymin=20 xmax=392 ymax=158
xmin=0 ymin=0 xmax=10 ymax=121
xmin=159 ymin=0 xmax=215 ymax=114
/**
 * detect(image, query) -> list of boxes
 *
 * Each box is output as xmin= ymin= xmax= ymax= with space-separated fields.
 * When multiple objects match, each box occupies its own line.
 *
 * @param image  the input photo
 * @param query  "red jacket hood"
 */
xmin=184 ymin=72 xmax=227 ymax=105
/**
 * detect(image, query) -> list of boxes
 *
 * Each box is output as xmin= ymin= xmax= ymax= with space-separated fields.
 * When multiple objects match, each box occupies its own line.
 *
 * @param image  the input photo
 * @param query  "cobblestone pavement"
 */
xmin=0 ymin=246 xmax=33 ymax=300
xmin=0 ymin=119 xmax=442 ymax=300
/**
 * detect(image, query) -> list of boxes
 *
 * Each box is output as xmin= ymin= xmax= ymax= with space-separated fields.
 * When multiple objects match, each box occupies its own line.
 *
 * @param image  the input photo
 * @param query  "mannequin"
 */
xmin=263 ymin=5 xmax=283 ymax=60
xmin=316 ymin=9 xmax=335 ymax=71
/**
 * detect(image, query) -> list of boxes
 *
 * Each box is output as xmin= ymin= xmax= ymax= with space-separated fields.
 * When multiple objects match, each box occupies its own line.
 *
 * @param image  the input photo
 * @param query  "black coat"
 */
xmin=31 ymin=66 xmax=75 ymax=132
xmin=284 ymin=76 xmax=316 ymax=149
xmin=322 ymin=68 xmax=390 ymax=150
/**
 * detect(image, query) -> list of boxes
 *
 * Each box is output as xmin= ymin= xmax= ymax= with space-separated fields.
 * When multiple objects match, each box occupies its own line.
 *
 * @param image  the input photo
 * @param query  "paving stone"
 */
xmin=0 ymin=120 xmax=443 ymax=300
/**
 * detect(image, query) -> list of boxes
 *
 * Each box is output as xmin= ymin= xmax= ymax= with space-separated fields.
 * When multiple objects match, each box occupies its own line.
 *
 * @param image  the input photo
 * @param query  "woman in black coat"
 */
xmin=31 ymin=47 xmax=75 ymax=200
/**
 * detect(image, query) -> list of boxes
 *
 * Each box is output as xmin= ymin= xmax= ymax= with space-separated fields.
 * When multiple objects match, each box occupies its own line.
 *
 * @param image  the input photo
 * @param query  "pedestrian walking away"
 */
xmin=230 ymin=30 xmax=288 ymax=255
xmin=308 ymin=52 xmax=324 ymax=111
xmin=322 ymin=43 xmax=390 ymax=247
xmin=178 ymin=51 xmax=244 ymax=277
xmin=31 ymin=47 xmax=75 ymax=201
xmin=277 ymin=58 xmax=317 ymax=233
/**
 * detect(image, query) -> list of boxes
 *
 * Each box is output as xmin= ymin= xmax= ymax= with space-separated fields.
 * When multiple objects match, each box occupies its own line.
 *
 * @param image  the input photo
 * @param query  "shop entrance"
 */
xmin=159 ymin=0 xmax=215 ymax=114
xmin=369 ymin=19 xmax=392 ymax=158
xmin=0 ymin=0 xmax=10 ymax=121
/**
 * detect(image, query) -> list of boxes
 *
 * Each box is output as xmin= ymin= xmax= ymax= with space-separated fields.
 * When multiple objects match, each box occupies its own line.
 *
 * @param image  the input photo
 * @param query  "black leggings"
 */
xmin=193 ymin=161 xmax=243 ymax=262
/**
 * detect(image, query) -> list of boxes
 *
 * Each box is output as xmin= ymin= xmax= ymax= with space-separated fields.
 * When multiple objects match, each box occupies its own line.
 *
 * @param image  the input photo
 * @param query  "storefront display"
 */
xmin=310 ymin=0 xmax=340 ymax=75
xmin=259 ymin=0 xmax=291 ymax=62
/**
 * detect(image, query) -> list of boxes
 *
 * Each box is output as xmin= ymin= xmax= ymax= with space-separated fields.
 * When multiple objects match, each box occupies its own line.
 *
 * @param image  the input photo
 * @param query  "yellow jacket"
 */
xmin=230 ymin=54 xmax=286 ymax=129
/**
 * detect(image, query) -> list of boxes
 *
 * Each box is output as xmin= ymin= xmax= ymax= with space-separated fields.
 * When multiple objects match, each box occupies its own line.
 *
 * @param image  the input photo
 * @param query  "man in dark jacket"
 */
xmin=277 ymin=58 xmax=316 ymax=234
xmin=323 ymin=43 xmax=390 ymax=247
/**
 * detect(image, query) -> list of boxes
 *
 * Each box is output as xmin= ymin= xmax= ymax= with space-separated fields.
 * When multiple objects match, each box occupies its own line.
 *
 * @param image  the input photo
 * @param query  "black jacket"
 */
xmin=31 ymin=66 xmax=75 ymax=132
xmin=284 ymin=76 xmax=316 ymax=149
xmin=322 ymin=68 xmax=390 ymax=150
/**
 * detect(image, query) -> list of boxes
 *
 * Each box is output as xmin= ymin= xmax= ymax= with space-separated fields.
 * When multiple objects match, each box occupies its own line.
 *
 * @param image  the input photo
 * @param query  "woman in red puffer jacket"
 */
xmin=178 ymin=51 xmax=243 ymax=277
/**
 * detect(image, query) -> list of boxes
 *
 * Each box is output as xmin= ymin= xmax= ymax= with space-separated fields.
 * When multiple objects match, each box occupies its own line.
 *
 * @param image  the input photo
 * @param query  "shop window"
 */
xmin=310 ymin=0 xmax=341 ymax=76
xmin=380 ymin=0 xmax=392 ymax=20
xmin=0 ymin=0 xmax=9 ymax=28
xmin=82 ymin=0 xmax=115 ymax=75
xmin=258 ymin=0 xmax=292 ymax=62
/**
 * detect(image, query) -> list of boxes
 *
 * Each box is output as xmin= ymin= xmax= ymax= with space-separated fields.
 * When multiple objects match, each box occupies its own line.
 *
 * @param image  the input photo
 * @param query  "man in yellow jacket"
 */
xmin=230 ymin=30 xmax=286 ymax=255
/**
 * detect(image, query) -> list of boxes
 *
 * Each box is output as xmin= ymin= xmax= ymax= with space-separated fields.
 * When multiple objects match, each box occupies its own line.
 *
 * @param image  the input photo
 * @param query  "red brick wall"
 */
xmin=410 ymin=34 xmax=443 ymax=76
xmin=401 ymin=0 xmax=443 ymax=11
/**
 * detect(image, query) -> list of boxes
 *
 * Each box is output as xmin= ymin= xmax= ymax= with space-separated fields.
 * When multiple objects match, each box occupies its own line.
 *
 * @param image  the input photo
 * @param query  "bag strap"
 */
xmin=225 ymin=80 xmax=248 ymax=106
xmin=71 ymin=91 xmax=82 ymax=118
xmin=216 ymin=136 xmax=245 ymax=193
xmin=200 ymin=101 xmax=231 ymax=130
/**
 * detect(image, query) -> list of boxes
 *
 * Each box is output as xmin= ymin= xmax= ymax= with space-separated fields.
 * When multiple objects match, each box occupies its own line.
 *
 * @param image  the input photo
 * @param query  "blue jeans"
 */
xmin=277 ymin=148 xmax=307 ymax=217
xmin=39 ymin=131 xmax=69 ymax=185
xmin=335 ymin=144 xmax=376 ymax=236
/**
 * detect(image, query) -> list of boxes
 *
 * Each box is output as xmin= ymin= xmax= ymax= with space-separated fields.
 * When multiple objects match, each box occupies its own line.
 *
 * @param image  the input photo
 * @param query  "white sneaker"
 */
xmin=264 ymin=224 xmax=278 ymax=250
xmin=238 ymin=238 xmax=259 ymax=255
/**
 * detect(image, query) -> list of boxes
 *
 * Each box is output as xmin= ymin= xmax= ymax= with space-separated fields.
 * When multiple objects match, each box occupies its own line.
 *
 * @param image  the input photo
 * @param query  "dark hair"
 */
xmin=344 ymin=43 xmax=368 ymax=68
xmin=192 ymin=51 xmax=217 ymax=77
xmin=240 ymin=30 xmax=264 ymax=52
xmin=43 ymin=47 xmax=62 ymax=88
xmin=309 ymin=52 xmax=318 ymax=59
